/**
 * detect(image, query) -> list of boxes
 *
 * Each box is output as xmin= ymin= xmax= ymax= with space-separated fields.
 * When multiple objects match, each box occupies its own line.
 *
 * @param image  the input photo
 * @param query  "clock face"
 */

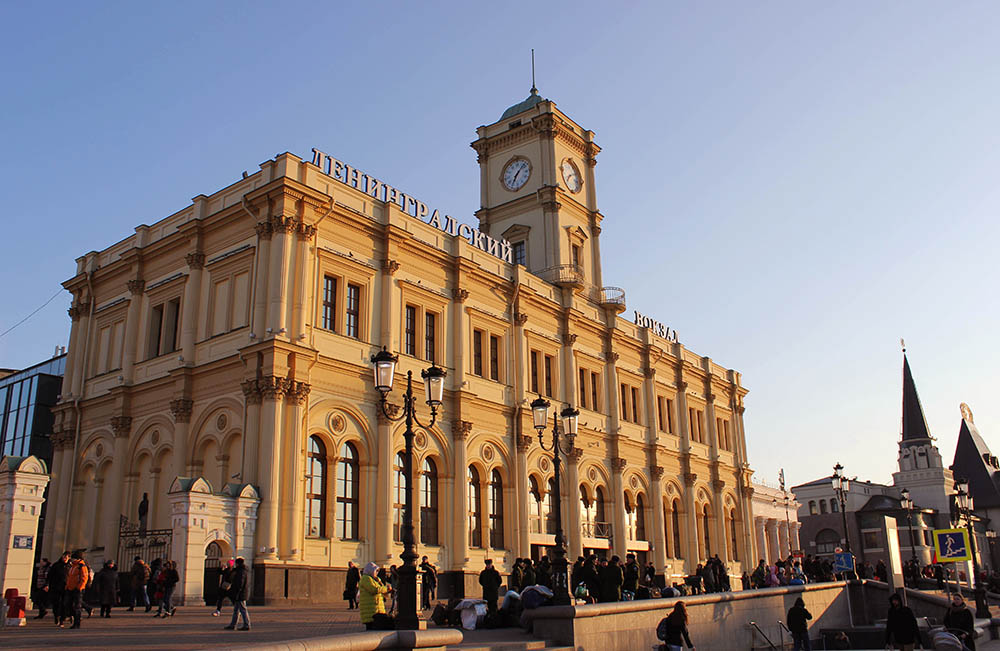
xmin=561 ymin=159 xmax=582 ymax=193
xmin=502 ymin=158 xmax=531 ymax=191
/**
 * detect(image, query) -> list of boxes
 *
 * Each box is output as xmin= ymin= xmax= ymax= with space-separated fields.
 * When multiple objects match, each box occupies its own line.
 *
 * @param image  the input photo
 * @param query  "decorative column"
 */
xmin=62 ymin=304 xmax=83 ymax=399
xmin=281 ymin=381 xmax=310 ymax=560
xmin=790 ymin=522 xmax=801 ymax=553
xmin=252 ymin=223 xmax=272 ymax=340
xmin=711 ymin=478 xmax=728 ymax=561
xmin=611 ymin=457 xmax=628 ymax=559
xmin=50 ymin=429 xmax=77 ymax=555
xmin=255 ymin=376 xmax=287 ymax=560
xmin=121 ymin=279 xmax=145 ymax=382
xmin=765 ymin=518 xmax=780 ymax=564
xmin=267 ymin=216 xmax=294 ymax=336
xmin=241 ymin=380 xmax=262 ymax=485
xmin=169 ymin=400 xmax=193 ymax=480
xmin=566 ymin=448 xmax=584 ymax=559
xmin=68 ymin=301 xmax=91 ymax=398
xmin=515 ymin=434 xmax=531 ymax=558
xmin=292 ymin=223 xmax=316 ymax=338
xmin=41 ymin=434 xmax=69 ymax=559
xmin=0 ymin=456 xmax=49 ymax=609
xmin=101 ymin=417 xmax=131 ymax=559
xmin=451 ymin=421 xmax=471 ymax=572
xmin=180 ymin=253 xmax=204 ymax=364
xmin=778 ymin=520 xmax=790 ymax=559
xmin=683 ymin=471 xmax=699 ymax=571
xmin=754 ymin=517 xmax=767 ymax=565
xmin=650 ymin=466 xmax=667 ymax=574
xmin=374 ymin=406 xmax=398 ymax=565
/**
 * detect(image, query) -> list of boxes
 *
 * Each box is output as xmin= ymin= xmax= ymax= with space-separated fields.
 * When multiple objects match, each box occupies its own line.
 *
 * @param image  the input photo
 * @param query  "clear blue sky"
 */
xmin=2 ymin=2 xmax=998 ymax=490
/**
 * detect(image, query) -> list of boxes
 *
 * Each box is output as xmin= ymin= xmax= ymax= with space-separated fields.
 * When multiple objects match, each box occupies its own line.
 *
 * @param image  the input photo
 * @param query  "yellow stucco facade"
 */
xmin=45 ymin=92 xmax=756 ymax=603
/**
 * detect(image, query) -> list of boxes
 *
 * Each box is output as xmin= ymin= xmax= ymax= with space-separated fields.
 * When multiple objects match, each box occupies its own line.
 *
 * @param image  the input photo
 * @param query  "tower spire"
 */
xmin=530 ymin=48 xmax=538 ymax=95
xmin=901 ymin=346 xmax=933 ymax=445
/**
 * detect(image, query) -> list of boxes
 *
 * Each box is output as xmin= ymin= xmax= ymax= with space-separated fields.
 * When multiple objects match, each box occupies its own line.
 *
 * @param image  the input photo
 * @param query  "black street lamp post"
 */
xmin=530 ymin=396 xmax=579 ymax=606
xmin=900 ymin=488 xmax=919 ymax=586
xmin=831 ymin=463 xmax=851 ymax=554
xmin=954 ymin=479 xmax=991 ymax=619
xmin=370 ymin=347 xmax=446 ymax=630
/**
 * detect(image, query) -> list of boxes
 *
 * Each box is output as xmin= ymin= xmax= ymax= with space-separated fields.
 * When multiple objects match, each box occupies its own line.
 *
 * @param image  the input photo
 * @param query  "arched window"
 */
xmin=468 ymin=466 xmax=482 ymax=548
xmin=625 ymin=493 xmax=636 ymax=541
xmin=489 ymin=469 xmax=504 ymax=549
xmin=305 ymin=436 xmax=326 ymax=537
xmin=808 ymin=500 xmax=817 ymax=515
xmin=393 ymin=452 xmax=406 ymax=542
xmin=336 ymin=441 xmax=359 ymax=540
xmin=729 ymin=508 xmax=739 ymax=561
xmin=820 ymin=500 xmax=828 ymax=514
xmin=671 ymin=499 xmax=682 ymax=558
xmin=420 ymin=458 xmax=438 ymax=545
xmin=815 ymin=528 xmax=840 ymax=554
xmin=529 ymin=477 xmax=543 ymax=533
xmin=831 ymin=499 xmax=839 ymax=513
xmin=545 ymin=478 xmax=558 ymax=534
xmin=702 ymin=504 xmax=712 ymax=557
xmin=636 ymin=494 xmax=647 ymax=541
xmin=580 ymin=485 xmax=595 ymax=536
xmin=595 ymin=486 xmax=607 ymax=526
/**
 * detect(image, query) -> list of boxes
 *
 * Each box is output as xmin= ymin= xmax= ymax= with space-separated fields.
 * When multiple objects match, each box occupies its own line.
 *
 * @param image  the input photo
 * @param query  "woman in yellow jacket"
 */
xmin=359 ymin=562 xmax=393 ymax=630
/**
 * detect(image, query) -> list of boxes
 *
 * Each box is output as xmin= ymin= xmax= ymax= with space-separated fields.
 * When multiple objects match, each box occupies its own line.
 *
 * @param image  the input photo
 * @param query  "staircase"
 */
xmin=444 ymin=628 xmax=573 ymax=651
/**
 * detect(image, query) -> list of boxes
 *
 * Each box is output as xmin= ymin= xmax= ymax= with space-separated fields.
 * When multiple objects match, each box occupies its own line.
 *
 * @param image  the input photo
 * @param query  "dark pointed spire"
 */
xmin=901 ymin=348 xmax=933 ymax=446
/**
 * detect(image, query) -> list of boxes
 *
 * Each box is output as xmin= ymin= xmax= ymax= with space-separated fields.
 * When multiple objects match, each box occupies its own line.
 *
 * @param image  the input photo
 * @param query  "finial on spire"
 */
xmin=900 ymin=338 xmax=906 ymax=354
xmin=530 ymin=48 xmax=538 ymax=95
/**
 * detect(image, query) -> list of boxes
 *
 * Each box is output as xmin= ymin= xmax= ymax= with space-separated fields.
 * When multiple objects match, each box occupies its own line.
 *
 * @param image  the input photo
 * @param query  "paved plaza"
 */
xmin=0 ymin=604 xmax=372 ymax=650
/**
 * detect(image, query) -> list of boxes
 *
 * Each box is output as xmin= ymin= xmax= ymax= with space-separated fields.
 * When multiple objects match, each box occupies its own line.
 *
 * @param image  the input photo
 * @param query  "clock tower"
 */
xmin=471 ymin=87 xmax=606 ymax=292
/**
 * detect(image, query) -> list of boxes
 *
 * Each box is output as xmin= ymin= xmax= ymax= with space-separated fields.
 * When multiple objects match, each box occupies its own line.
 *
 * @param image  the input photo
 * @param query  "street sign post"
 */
xmin=833 ymin=552 xmax=855 ymax=574
xmin=933 ymin=528 xmax=972 ymax=563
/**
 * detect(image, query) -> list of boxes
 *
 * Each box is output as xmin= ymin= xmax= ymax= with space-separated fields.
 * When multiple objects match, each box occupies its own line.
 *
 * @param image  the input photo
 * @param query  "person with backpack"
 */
xmin=657 ymin=601 xmax=695 ymax=650
xmin=63 ymin=551 xmax=92 ymax=629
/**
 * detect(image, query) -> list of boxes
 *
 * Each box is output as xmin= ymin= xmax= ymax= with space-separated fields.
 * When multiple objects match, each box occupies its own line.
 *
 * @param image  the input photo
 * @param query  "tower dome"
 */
xmin=500 ymin=87 xmax=543 ymax=120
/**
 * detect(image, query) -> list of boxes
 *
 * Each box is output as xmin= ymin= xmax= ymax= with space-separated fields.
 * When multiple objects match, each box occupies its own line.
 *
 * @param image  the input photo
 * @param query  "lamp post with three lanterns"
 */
xmin=370 ymin=347 xmax=446 ymax=630
xmin=530 ymin=395 xmax=579 ymax=606
xmin=953 ymin=478 xmax=991 ymax=619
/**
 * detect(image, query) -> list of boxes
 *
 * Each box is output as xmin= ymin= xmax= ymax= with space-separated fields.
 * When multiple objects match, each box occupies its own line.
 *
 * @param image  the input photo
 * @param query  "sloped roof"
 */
xmin=951 ymin=411 xmax=1000 ymax=509
xmin=901 ymin=354 xmax=934 ymax=447
xmin=500 ymin=88 xmax=544 ymax=120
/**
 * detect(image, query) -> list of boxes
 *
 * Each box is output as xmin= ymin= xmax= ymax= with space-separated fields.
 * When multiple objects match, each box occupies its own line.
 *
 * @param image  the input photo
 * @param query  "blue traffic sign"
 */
xmin=833 ymin=552 xmax=855 ymax=573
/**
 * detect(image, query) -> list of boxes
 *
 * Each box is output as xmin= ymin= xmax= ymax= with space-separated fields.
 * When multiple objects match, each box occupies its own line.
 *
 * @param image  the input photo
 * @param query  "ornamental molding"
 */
xmin=259 ymin=376 xmax=291 ymax=401
xmin=110 ymin=416 xmax=132 ymax=438
xmin=185 ymin=252 xmax=206 ymax=270
xmin=169 ymin=398 xmax=194 ymax=423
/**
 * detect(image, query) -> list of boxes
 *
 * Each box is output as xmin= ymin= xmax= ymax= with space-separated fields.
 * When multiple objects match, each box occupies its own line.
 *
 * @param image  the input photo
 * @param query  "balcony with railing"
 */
xmin=581 ymin=521 xmax=612 ymax=539
xmin=540 ymin=264 xmax=585 ymax=288
xmin=595 ymin=286 xmax=626 ymax=313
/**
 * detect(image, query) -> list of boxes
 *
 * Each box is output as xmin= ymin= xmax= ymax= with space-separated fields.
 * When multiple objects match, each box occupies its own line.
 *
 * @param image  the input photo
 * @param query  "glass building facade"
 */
xmin=0 ymin=354 xmax=65 ymax=462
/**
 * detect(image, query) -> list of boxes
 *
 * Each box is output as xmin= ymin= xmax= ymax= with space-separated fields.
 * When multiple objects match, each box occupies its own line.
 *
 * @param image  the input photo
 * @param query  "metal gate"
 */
xmin=203 ymin=541 xmax=223 ymax=605
xmin=117 ymin=515 xmax=172 ymax=570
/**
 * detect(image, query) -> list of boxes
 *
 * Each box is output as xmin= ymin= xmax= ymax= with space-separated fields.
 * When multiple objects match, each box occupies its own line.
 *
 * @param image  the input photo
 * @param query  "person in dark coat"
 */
xmin=643 ymin=561 xmax=657 ymax=586
xmin=478 ymin=559 xmax=502 ymax=614
xmin=599 ymin=556 xmax=624 ymax=602
xmin=536 ymin=556 xmax=552 ymax=589
xmin=875 ymin=559 xmax=888 ymax=582
xmin=787 ymin=597 xmax=813 ymax=650
xmin=155 ymin=560 xmax=179 ymax=617
xmin=419 ymin=557 xmax=437 ymax=611
xmin=223 ymin=557 xmax=250 ymax=631
xmin=33 ymin=558 xmax=50 ymax=620
xmin=344 ymin=561 xmax=361 ymax=610
xmin=45 ymin=551 xmax=71 ymax=626
xmin=571 ymin=557 xmax=585 ymax=592
xmin=700 ymin=561 xmax=717 ymax=593
xmin=511 ymin=558 xmax=525 ymax=592
xmin=93 ymin=560 xmax=118 ymax=618
xmin=582 ymin=556 xmax=601 ymax=601
xmin=622 ymin=553 xmax=640 ymax=596
xmin=213 ymin=559 xmax=235 ymax=616
xmin=128 ymin=557 xmax=151 ymax=611
xmin=657 ymin=600 xmax=695 ymax=649
xmin=943 ymin=593 xmax=976 ymax=650
xmin=522 ymin=558 xmax=536 ymax=589
xmin=884 ymin=593 xmax=919 ymax=651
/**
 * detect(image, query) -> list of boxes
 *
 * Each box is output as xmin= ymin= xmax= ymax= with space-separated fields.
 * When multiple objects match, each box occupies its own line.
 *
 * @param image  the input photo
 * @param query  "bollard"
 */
xmin=3 ymin=588 xmax=26 ymax=627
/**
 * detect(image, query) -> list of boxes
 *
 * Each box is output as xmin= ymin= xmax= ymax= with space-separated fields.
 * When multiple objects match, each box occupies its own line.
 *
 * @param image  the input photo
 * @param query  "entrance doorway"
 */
xmin=203 ymin=541 xmax=224 ymax=605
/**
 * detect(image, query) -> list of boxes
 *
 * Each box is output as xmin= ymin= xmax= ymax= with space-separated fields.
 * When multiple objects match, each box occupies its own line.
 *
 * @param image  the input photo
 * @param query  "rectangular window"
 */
xmin=657 ymin=397 xmax=666 ymax=432
xmin=631 ymin=387 xmax=640 ymax=424
xmin=424 ymin=312 xmax=436 ymax=362
xmin=543 ymin=354 xmax=553 ymax=398
xmin=147 ymin=297 xmax=180 ymax=359
xmin=698 ymin=410 xmax=705 ymax=442
xmin=666 ymin=398 xmax=674 ymax=433
xmin=148 ymin=304 xmax=164 ymax=359
xmin=689 ymin=408 xmax=696 ymax=442
xmin=621 ymin=384 xmax=629 ymax=422
xmin=513 ymin=241 xmax=526 ymax=266
xmin=211 ymin=277 xmax=231 ymax=336
xmin=346 ymin=284 xmax=360 ymax=338
xmin=572 ymin=244 xmax=581 ymax=268
xmin=579 ymin=368 xmax=587 ymax=408
xmin=530 ymin=351 xmax=539 ymax=394
xmin=591 ymin=372 xmax=599 ymax=412
xmin=473 ymin=329 xmax=483 ymax=377
xmin=862 ymin=531 xmax=881 ymax=550
xmin=404 ymin=305 xmax=416 ymax=356
xmin=489 ymin=335 xmax=499 ymax=381
xmin=322 ymin=276 xmax=337 ymax=331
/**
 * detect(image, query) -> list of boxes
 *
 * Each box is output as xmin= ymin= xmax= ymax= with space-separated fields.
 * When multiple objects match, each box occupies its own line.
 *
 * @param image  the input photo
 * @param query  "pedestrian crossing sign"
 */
xmin=933 ymin=528 xmax=972 ymax=562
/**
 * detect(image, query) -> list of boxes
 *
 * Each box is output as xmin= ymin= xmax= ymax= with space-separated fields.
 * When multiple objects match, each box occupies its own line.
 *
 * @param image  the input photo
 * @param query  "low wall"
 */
xmin=527 ymin=582 xmax=855 ymax=651
xmin=223 ymin=628 xmax=463 ymax=651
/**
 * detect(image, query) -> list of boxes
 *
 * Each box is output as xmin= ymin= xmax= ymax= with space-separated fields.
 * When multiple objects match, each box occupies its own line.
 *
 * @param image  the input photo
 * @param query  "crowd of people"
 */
xmin=31 ymin=551 xmax=250 ymax=632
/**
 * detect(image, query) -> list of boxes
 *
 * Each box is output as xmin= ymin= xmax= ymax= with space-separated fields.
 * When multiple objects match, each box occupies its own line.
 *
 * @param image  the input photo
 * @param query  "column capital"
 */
xmin=297 ymin=223 xmax=317 ymax=241
xmin=110 ymin=416 xmax=132 ymax=438
xmin=643 ymin=367 xmax=656 ymax=379
xmin=611 ymin=457 xmax=627 ymax=473
xmin=712 ymin=479 xmax=726 ymax=492
xmin=651 ymin=465 xmax=665 ymax=481
xmin=286 ymin=381 xmax=311 ymax=406
xmin=67 ymin=301 xmax=91 ymax=321
xmin=127 ymin=278 xmax=146 ymax=294
xmin=255 ymin=221 xmax=273 ymax=240
xmin=516 ymin=434 xmax=533 ymax=453
xmin=269 ymin=214 xmax=298 ymax=234
xmin=169 ymin=399 xmax=194 ymax=423
xmin=382 ymin=259 xmax=400 ymax=275
xmin=452 ymin=288 xmax=469 ymax=303
xmin=569 ymin=447 xmax=584 ymax=465
xmin=683 ymin=472 xmax=697 ymax=487
xmin=514 ymin=312 xmax=528 ymax=326
xmin=259 ymin=376 xmax=291 ymax=400
xmin=185 ymin=252 xmax=205 ymax=270
xmin=377 ymin=403 xmax=401 ymax=424
xmin=452 ymin=420 xmax=473 ymax=440
xmin=562 ymin=333 xmax=577 ymax=346
xmin=241 ymin=379 xmax=262 ymax=405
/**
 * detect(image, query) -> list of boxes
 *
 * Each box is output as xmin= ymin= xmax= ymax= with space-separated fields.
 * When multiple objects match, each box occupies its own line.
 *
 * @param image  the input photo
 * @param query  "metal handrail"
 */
xmin=748 ymin=621 xmax=778 ymax=650
xmin=777 ymin=620 xmax=791 ymax=649
xmin=541 ymin=264 xmax=584 ymax=286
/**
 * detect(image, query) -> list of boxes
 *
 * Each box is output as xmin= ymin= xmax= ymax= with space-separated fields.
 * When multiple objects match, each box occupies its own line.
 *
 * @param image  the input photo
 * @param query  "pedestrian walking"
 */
xmin=884 ymin=593 xmax=919 ymax=651
xmin=344 ymin=561 xmax=361 ymax=610
xmin=33 ymin=558 xmax=50 ymax=620
xmin=93 ymin=560 xmax=118 ymax=618
xmin=656 ymin=601 xmax=695 ymax=650
xmin=128 ymin=557 xmax=151 ymax=611
xmin=787 ymin=597 xmax=812 ymax=650
xmin=154 ymin=560 xmax=179 ymax=617
xmin=478 ymin=559 xmax=502 ymax=614
xmin=63 ymin=551 xmax=91 ymax=629
xmin=359 ymin=562 xmax=393 ymax=630
xmin=223 ymin=557 xmax=251 ymax=631
xmin=46 ymin=551 xmax=70 ymax=626
xmin=419 ymin=556 xmax=437 ymax=610
xmin=213 ymin=559 xmax=234 ymax=616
